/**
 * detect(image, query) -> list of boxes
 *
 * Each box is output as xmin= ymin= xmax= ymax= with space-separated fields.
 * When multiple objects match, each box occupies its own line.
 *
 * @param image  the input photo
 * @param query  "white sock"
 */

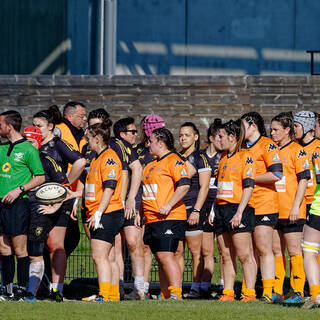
xmin=191 ymin=282 xmax=200 ymax=292
xmin=144 ymin=282 xmax=150 ymax=294
xmin=134 ymin=276 xmax=145 ymax=292
xmin=119 ymin=277 xmax=124 ymax=295
xmin=200 ymin=281 xmax=211 ymax=292
xmin=28 ymin=261 xmax=44 ymax=296
xmin=52 ymin=282 xmax=64 ymax=294
xmin=219 ymin=278 xmax=224 ymax=287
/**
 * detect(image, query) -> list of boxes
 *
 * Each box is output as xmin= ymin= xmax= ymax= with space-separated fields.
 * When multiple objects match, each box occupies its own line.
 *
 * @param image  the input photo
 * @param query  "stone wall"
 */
xmin=0 ymin=75 xmax=320 ymax=141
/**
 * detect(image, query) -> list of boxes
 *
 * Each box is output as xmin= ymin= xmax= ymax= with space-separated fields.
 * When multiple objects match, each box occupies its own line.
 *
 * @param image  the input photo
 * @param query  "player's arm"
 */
xmin=2 ymin=175 xmax=45 ymax=204
xmin=67 ymin=158 xmax=86 ymax=185
xmin=159 ymin=184 xmax=190 ymax=216
xmin=125 ymin=159 xmax=143 ymax=218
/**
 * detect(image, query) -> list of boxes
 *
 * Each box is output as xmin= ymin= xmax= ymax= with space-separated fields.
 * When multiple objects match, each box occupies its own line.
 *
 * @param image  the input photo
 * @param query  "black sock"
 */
xmin=17 ymin=256 xmax=29 ymax=289
xmin=2 ymin=255 xmax=15 ymax=287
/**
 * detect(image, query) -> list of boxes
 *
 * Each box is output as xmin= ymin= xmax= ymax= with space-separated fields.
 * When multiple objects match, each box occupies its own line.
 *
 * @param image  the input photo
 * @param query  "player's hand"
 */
xmin=88 ymin=210 xmax=103 ymax=230
xmin=230 ymin=211 xmax=242 ymax=229
xmin=125 ymin=197 xmax=135 ymax=219
xmin=134 ymin=214 xmax=141 ymax=229
xmin=2 ymin=188 xmax=22 ymax=204
xmin=39 ymin=202 xmax=62 ymax=215
xmin=208 ymin=207 xmax=215 ymax=226
xmin=70 ymin=199 xmax=79 ymax=221
xmin=159 ymin=204 xmax=172 ymax=215
xmin=289 ymin=206 xmax=299 ymax=223
xmin=188 ymin=211 xmax=199 ymax=226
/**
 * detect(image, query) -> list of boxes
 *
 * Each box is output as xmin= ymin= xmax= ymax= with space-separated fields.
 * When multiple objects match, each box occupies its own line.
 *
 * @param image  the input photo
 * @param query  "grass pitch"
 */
xmin=0 ymin=299 xmax=319 ymax=320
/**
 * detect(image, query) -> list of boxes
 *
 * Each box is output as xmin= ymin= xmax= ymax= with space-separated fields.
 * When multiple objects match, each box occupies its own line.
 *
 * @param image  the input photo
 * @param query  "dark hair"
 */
xmin=271 ymin=112 xmax=294 ymax=139
xmin=241 ymin=112 xmax=267 ymax=137
xmin=87 ymin=119 xmax=113 ymax=145
xmin=140 ymin=116 xmax=149 ymax=146
xmin=113 ymin=117 xmax=135 ymax=138
xmin=0 ymin=110 xmax=22 ymax=132
xmin=33 ymin=105 xmax=62 ymax=129
xmin=207 ymin=118 xmax=222 ymax=143
xmin=180 ymin=122 xmax=200 ymax=150
xmin=222 ymin=119 xmax=246 ymax=153
xmin=152 ymin=127 xmax=175 ymax=152
xmin=315 ymin=112 xmax=320 ymax=126
xmin=88 ymin=108 xmax=110 ymax=122
xmin=63 ymin=101 xmax=86 ymax=116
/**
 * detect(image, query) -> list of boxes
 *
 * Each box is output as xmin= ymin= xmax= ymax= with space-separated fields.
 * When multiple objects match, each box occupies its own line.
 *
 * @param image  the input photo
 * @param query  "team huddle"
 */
xmin=0 ymin=103 xmax=320 ymax=309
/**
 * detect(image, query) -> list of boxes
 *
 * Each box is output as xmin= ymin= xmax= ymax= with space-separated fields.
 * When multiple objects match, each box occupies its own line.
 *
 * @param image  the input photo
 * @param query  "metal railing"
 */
xmin=65 ymin=229 xmax=193 ymax=283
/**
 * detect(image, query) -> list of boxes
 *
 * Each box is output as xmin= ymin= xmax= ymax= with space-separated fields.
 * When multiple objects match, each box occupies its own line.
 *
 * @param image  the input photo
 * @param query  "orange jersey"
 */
xmin=85 ymin=148 xmax=123 ymax=217
xmin=300 ymin=139 xmax=320 ymax=204
xmin=142 ymin=152 xmax=190 ymax=224
xmin=247 ymin=136 xmax=282 ymax=215
xmin=216 ymin=149 xmax=256 ymax=206
xmin=275 ymin=141 xmax=310 ymax=219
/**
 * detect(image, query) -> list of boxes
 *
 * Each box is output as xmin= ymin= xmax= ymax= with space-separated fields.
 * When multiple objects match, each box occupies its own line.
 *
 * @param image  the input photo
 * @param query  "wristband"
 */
xmin=192 ymin=208 xmax=200 ymax=213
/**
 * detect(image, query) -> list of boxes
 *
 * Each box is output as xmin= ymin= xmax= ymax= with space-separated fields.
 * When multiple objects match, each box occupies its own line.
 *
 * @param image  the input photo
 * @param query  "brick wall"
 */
xmin=0 ymin=75 xmax=319 ymax=142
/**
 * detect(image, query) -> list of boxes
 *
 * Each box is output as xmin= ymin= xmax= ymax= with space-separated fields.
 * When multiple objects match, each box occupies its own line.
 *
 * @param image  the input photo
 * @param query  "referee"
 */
xmin=0 ymin=110 xmax=45 ymax=300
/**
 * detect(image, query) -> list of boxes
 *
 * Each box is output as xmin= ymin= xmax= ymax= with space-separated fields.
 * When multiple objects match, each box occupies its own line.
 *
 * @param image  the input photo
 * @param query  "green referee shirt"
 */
xmin=0 ymin=138 xmax=44 ymax=199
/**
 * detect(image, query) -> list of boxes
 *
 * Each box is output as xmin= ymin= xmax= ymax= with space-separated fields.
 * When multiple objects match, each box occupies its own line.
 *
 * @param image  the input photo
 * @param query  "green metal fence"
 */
xmin=65 ymin=226 xmax=193 ymax=283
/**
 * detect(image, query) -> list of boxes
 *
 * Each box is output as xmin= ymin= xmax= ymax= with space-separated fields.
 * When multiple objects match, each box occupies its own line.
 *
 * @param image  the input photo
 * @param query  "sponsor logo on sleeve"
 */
xmin=272 ymin=153 xmax=281 ymax=163
xmin=107 ymin=169 xmax=116 ymax=179
xmin=246 ymin=168 xmax=253 ymax=177
xmin=303 ymin=160 xmax=310 ymax=170
xmin=180 ymin=168 xmax=188 ymax=177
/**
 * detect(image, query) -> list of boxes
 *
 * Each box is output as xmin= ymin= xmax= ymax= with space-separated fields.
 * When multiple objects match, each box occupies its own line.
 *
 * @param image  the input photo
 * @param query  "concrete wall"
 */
xmin=0 ymin=75 xmax=319 ymax=141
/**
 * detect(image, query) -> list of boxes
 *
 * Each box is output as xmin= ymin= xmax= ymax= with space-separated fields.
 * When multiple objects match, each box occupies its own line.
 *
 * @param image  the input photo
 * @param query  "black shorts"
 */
xmin=255 ymin=213 xmax=278 ymax=227
xmin=185 ymin=206 xmax=206 ymax=234
xmin=306 ymin=214 xmax=320 ymax=232
xmin=144 ymin=220 xmax=187 ymax=254
xmin=275 ymin=219 xmax=306 ymax=233
xmin=306 ymin=204 xmax=311 ymax=218
xmin=0 ymin=199 xmax=30 ymax=236
xmin=90 ymin=209 xmax=124 ymax=244
xmin=203 ymin=218 xmax=215 ymax=233
xmin=214 ymin=203 xmax=255 ymax=234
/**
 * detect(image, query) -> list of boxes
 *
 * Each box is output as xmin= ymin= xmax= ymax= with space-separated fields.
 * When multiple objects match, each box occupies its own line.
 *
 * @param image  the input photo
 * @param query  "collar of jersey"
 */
xmin=157 ymin=151 xmax=173 ymax=162
xmin=246 ymin=135 xmax=262 ymax=148
xmin=280 ymin=140 xmax=293 ymax=150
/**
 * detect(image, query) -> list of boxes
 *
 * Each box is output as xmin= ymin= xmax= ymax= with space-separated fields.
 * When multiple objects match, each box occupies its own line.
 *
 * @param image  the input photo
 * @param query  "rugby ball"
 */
xmin=35 ymin=183 xmax=67 ymax=205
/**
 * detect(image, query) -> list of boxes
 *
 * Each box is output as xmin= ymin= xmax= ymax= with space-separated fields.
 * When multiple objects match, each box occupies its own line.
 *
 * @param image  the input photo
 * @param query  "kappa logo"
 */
xmin=313 ymin=152 xmax=320 ymax=160
xmin=105 ymin=158 xmax=116 ymax=166
xmin=175 ymin=160 xmax=184 ymax=166
xmin=14 ymin=152 xmax=24 ymax=162
xmin=298 ymin=150 xmax=307 ymax=158
xmin=268 ymin=144 xmax=277 ymax=152
xmin=261 ymin=216 xmax=270 ymax=222
xmin=164 ymin=229 xmax=173 ymax=235
xmin=245 ymin=157 xmax=253 ymax=165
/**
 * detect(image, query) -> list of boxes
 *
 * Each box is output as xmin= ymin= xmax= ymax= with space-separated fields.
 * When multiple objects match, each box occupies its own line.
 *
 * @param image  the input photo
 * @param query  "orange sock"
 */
xmin=109 ymin=284 xmax=120 ymax=301
xmin=262 ymin=278 xmax=274 ymax=298
xmin=168 ymin=286 xmax=182 ymax=298
xmin=317 ymin=255 xmax=320 ymax=270
xmin=241 ymin=279 xmax=246 ymax=294
xmin=309 ymin=284 xmax=320 ymax=299
xmin=290 ymin=254 xmax=305 ymax=295
xmin=274 ymin=256 xmax=286 ymax=295
xmin=99 ymin=282 xmax=111 ymax=301
xmin=161 ymin=290 xmax=170 ymax=299
xmin=222 ymin=289 xmax=234 ymax=296
xmin=243 ymin=288 xmax=256 ymax=297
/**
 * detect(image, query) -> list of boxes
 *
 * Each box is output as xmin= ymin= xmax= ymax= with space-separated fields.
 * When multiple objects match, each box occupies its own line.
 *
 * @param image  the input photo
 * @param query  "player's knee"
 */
xmin=27 ymin=240 xmax=44 ymax=257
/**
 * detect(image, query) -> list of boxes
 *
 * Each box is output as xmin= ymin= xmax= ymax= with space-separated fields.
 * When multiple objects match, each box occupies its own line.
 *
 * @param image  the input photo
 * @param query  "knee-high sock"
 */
xmin=28 ymin=260 xmax=44 ymax=295
xmin=2 ymin=255 xmax=15 ymax=288
xmin=274 ymin=256 xmax=286 ymax=295
xmin=17 ymin=256 xmax=30 ymax=289
xmin=290 ymin=254 xmax=305 ymax=295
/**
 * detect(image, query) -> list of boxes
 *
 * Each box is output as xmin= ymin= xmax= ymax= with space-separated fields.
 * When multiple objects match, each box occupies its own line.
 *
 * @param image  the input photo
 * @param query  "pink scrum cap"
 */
xmin=143 ymin=115 xmax=166 ymax=137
